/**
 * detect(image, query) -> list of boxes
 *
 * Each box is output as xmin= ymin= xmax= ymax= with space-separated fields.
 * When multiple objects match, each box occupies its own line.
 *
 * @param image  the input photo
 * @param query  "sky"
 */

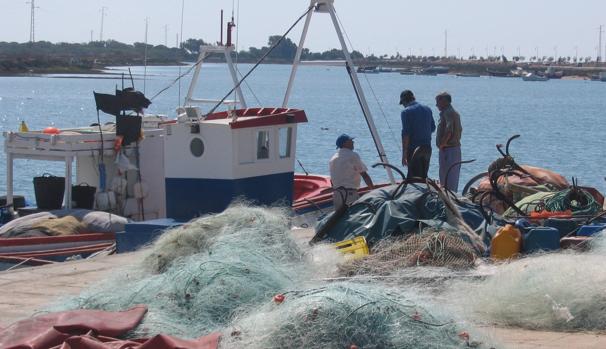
xmin=1 ymin=0 xmax=606 ymax=59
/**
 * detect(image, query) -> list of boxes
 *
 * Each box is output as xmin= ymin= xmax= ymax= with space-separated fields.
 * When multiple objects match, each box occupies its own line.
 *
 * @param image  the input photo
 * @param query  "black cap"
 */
xmin=399 ymin=90 xmax=414 ymax=105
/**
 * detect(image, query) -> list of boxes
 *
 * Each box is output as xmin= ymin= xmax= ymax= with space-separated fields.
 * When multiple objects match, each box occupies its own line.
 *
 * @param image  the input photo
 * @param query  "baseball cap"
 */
xmin=336 ymin=134 xmax=354 ymax=148
xmin=399 ymin=89 xmax=414 ymax=105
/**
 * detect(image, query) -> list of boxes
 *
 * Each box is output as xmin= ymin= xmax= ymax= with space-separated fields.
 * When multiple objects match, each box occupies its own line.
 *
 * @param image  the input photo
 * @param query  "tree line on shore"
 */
xmin=0 ymin=35 xmax=601 ymax=75
xmin=0 ymin=36 xmax=364 ymax=74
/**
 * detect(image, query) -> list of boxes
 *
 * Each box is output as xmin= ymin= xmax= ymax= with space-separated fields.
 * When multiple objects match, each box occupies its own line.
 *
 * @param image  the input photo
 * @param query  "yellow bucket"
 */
xmin=335 ymin=236 xmax=369 ymax=259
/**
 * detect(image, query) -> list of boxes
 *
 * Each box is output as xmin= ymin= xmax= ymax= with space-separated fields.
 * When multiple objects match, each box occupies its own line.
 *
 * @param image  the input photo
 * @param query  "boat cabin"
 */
xmin=162 ymin=107 xmax=307 ymax=221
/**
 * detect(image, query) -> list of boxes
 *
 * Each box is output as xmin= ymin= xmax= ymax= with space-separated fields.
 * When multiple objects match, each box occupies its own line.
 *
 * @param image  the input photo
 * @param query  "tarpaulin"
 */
xmin=315 ymin=183 xmax=485 ymax=246
xmin=0 ymin=306 xmax=220 ymax=349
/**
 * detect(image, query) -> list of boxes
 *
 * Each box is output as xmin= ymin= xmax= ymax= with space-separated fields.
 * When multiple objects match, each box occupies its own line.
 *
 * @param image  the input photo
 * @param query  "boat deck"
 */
xmin=0 ymin=229 xmax=604 ymax=348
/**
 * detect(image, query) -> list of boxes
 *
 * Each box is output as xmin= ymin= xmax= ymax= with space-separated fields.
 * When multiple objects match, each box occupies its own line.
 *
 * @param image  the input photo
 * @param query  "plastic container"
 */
xmin=490 ymin=224 xmax=522 ymax=260
xmin=560 ymin=236 xmax=591 ymax=251
xmin=576 ymin=224 xmax=606 ymax=237
xmin=71 ymin=183 xmax=97 ymax=209
xmin=544 ymin=218 xmax=578 ymax=238
xmin=335 ymin=236 xmax=369 ymax=260
xmin=33 ymin=174 xmax=65 ymax=209
xmin=523 ymin=227 xmax=560 ymax=253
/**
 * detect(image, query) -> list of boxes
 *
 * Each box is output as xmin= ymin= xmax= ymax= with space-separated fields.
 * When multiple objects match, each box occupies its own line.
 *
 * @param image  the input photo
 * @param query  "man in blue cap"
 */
xmin=399 ymin=89 xmax=435 ymax=179
xmin=329 ymin=134 xmax=374 ymax=211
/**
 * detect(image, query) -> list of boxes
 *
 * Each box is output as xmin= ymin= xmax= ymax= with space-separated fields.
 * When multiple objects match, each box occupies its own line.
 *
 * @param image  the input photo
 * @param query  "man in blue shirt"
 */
xmin=400 ymin=90 xmax=436 ymax=179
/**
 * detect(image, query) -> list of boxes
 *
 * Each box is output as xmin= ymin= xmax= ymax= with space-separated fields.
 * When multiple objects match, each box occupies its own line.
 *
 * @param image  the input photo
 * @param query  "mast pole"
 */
xmin=325 ymin=1 xmax=395 ymax=183
xmin=282 ymin=5 xmax=314 ymax=107
xmin=283 ymin=0 xmax=395 ymax=183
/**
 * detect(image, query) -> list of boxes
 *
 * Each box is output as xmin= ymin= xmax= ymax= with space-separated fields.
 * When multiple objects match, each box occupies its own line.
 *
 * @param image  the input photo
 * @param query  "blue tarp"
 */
xmin=315 ymin=183 xmax=485 ymax=246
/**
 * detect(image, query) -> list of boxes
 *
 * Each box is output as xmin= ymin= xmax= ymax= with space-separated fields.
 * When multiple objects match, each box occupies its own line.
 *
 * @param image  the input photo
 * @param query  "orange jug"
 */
xmin=491 ymin=224 xmax=522 ymax=260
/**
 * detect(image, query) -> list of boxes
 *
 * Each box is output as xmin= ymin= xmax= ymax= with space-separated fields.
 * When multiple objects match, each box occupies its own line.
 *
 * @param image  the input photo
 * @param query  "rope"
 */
xmin=544 ymin=188 xmax=601 ymax=216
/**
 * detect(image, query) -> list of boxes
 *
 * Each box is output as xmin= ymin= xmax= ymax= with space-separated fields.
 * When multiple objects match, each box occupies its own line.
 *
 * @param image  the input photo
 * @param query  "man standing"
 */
xmin=329 ymin=134 xmax=374 ymax=211
xmin=399 ymin=90 xmax=436 ymax=179
xmin=435 ymin=92 xmax=463 ymax=192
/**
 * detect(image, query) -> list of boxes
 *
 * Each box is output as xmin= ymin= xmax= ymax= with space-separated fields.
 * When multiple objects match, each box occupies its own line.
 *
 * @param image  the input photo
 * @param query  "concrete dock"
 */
xmin=0 ymin=247 xmax=605 ymax=348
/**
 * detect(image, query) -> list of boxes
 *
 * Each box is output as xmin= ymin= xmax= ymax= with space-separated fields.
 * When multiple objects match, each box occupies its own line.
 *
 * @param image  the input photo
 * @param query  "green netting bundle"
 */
xmin=221 ymin=282 xmax=481 ymax=349
xmin=446 ymin=232 xmax=606 ymax=331
xmin=51 ymin=204 xmax=308 ymax=338
xmin=49 ymin=204 xmax=493 ymax=347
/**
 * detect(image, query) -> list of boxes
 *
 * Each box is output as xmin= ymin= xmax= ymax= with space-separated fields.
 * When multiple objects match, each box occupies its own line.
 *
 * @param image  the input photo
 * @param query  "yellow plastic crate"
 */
xmin=335 ymin=236 xmax=369 ymax=259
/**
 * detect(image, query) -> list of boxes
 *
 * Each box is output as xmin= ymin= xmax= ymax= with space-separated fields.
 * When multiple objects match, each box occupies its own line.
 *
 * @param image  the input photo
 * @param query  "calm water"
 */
xmin=1 ymin=63 xmax=605 ymax=201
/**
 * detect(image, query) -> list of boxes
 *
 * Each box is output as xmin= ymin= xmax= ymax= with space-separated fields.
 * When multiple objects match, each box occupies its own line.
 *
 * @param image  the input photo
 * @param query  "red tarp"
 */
xmin=0 ymin=306 xmax=220 ymax=349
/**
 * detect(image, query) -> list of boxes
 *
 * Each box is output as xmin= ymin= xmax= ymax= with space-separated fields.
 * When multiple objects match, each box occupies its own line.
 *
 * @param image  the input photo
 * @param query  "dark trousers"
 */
xmin=407 ymin=145 xmax=432 ymax=180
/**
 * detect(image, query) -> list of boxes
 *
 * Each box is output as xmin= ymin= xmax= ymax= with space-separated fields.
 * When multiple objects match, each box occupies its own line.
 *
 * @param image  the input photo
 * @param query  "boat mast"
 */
xmin=184 ymin=11 xmax=246 ymax=109
xmin=283 ymin=0 xmax=395 ymax=184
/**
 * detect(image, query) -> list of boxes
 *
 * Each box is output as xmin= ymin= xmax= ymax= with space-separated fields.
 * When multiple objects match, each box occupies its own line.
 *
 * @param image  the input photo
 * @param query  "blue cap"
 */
xmin=336 ymin=134 xmax=354 ymax=148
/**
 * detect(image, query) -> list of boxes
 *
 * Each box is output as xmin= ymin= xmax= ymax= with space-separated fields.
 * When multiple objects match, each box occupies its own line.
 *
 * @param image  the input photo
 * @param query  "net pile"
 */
xmin=52 ymin=205 xmax=307 ymax=338
xmin=446 ymin=232 xmax=606 ymax=331
xmin=221 ymin=282 xmax=481 ymax=349
xmin=49 ymin=204 xmax=493 ymax=347
xmin=338 ymin=229 xmax=479 ymax=277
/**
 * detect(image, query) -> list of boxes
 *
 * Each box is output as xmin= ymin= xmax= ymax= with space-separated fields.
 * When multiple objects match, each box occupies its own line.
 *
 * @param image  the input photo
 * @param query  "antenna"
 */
xmin=99 ymin=6 xmax=107 ymax=41
xmin=26 ymin=0 xmax=39 ymax=43
xmin=220 ymin=9 xmax=224 ymax=45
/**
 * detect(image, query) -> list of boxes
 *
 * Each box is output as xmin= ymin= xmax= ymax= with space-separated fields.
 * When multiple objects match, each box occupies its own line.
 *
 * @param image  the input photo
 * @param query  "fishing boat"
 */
xmin=1 ymin=0 xmax=395 ymax=262
xmin=522 ymin=73 xmax=549 ymax=81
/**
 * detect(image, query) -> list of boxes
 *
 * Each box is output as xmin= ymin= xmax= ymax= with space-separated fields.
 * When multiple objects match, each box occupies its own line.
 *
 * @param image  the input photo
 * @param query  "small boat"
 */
xmin=522 ymin=73 xmax=549 ymax=81
xmin=456 ymin=73 xmax=481 ymax=78
xmin=422 ymin=66 xmax=449 ymax=75
xmin=356 ymin=66 xmax=378 ymax=73
xmin=486 ymin=68 xmax=513 ymax=77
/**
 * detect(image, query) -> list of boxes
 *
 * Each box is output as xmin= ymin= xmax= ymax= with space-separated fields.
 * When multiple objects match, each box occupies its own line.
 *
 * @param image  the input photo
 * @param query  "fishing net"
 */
xmin=50 ymin=204 xmax=308 ymax=338
xmin=47 ymin=204 xmax=495 ymax=347
xmin=338 ymin=229 xmax=479 ymax=277
xmin=445 ymin=231 xmax=606 ymax=331
xmin=221 ymin=282 xmax=488 ymax=349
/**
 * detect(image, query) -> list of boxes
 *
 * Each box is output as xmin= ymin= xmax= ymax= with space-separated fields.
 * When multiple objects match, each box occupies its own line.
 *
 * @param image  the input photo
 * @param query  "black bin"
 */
xmin=72 ymin=183 xmax=97 ymax=209
xmin=33 ymin=174 xmax=65 ymax=210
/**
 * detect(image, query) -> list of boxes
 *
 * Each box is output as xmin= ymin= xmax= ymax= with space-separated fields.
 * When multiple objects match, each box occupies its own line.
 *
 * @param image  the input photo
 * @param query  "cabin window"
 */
xmin=190 ymin=137 xmax=205 ymax=157
xmin=256 ymin=131 xmax=270 ymax=159
xmin=279 ymin=127 xmax=292 ymax=158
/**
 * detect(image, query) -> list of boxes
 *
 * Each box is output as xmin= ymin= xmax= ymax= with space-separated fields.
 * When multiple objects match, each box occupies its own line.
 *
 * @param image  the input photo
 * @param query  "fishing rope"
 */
xmin=334 ymin=10 xmax=402 ymax=152
xmin=544 ymin=188 xmax=600 ymax=216
xmin=149 ymin=53 xmax=207 ymax=101
xmin=205 ymin=5 xmax=315 ymax=116
xmin=235 ymin=66 xmax=263 ymax=106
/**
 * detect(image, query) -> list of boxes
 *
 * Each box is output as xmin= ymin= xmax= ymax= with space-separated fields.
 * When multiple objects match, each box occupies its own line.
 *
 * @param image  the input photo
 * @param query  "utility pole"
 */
xmin=144 ymin=17 xmax=149 ymax=93
xmin=444 ymin=29 xmax=447 ymax=58
xmin=90 ymin=30 xmax=93 ymax=42
xmin=99 ymin=7 xmax=107 ymax=42
xmin=179 ymin=0 xmax=185 ymax=48
xmin=26 ymin=0 xmax=38 ymax=43
xmin=598 ymin=25 xmax=604 ymax=63
xmin=164 ymin=24 xmax=169 ymax=46
xmin=575 ymin=46 xmax=578 ymax=62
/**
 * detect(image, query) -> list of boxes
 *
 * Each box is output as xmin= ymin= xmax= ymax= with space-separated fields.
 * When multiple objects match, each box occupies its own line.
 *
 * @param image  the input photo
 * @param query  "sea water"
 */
xmin=0 ymin=63 xmax=605 ymax=201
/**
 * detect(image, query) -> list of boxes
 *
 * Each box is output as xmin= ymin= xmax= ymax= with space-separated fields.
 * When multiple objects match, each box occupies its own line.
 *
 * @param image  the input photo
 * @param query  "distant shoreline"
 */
xmin=0 ymin=60 xmax=603 ymax=79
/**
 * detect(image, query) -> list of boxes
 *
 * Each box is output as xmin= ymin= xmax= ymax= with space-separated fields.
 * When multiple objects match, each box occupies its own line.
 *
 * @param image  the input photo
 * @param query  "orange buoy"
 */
xmin=43 ymin=126 xmax=60 ymax=134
